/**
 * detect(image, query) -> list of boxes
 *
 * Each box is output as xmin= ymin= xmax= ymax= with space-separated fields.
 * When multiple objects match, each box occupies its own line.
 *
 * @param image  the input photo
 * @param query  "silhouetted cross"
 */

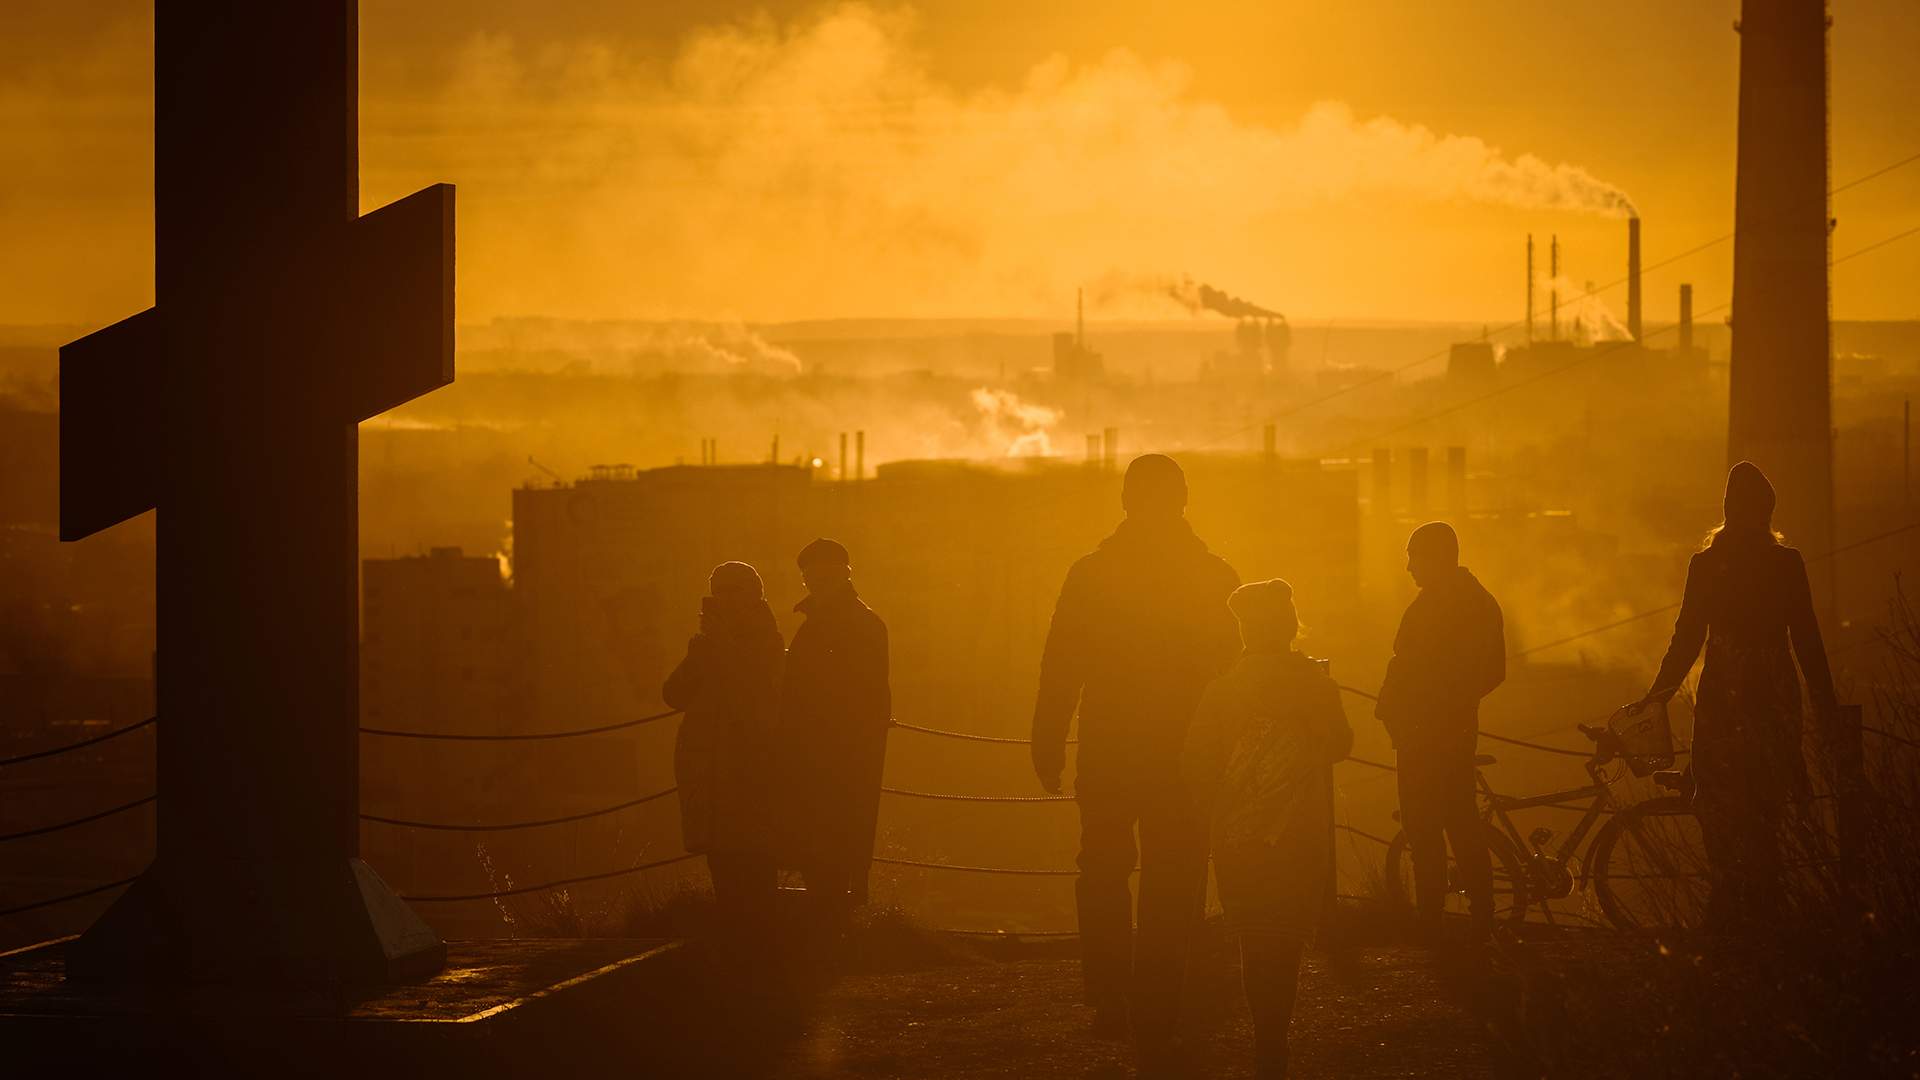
xmin=58 ymin=3 xmax=452 ymax=987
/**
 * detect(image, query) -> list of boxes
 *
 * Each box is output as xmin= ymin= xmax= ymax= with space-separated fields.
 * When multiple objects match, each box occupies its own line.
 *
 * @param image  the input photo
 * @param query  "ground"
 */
xmin=776 ymin=948 xmax=1495 ymax=1080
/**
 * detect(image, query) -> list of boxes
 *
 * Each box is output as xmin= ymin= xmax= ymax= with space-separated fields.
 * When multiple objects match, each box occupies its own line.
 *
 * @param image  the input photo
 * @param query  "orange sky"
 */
xmin=3 ymin=1 xmax=1916 ymax=328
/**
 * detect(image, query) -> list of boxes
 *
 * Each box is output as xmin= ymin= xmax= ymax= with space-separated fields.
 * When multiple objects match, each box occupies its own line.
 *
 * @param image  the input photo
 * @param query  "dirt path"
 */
xmin=774 ymin=948 xmax=1496 ymax=1079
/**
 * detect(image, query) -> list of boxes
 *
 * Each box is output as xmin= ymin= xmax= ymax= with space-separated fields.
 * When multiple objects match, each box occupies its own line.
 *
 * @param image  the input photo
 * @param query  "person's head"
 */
xmin=796 ymin=537 xmax=852 ymax=594
xmin=707 ymin=561 xmax=764 ymax=603
xmin=1228 ymin=578 xmax=1298 ymax=651
xmin=1709 ymin=460 xmax=1781 ymax=547
xmin=1406 ymin=521 xmax=1460 ymax=588
xmin=1121 ymin=453 xmax=1187 ymax=520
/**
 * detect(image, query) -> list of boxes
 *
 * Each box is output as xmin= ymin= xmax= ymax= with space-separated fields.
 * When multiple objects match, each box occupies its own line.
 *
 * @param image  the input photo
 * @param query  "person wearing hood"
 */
xmin=1375 ymin=521 xmax=1505 ymax=941
xmin=781 ymin=537 xmax=892 ymax=917
xmin=1031 ymin=453 xmax=1242 ymax=1066
xmin=1645 ymin=461 xmax=1835 ymax=930
xmin=1183 ymin=579 xmax=1352 ymax=1080
xmin=662 ymin=561 xmax=785 ymax=945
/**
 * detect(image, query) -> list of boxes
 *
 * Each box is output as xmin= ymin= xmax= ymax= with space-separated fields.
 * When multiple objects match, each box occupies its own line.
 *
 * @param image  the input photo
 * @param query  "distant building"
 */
xmin=361 ymin=546 xmax=510 ymax=737
xmin=1053 ymin=289 xmax=1104 ymax=380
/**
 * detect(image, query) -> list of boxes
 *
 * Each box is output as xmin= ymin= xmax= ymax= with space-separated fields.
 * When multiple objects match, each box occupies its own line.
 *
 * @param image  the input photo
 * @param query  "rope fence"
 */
xmin=401 ymin=852 xmax=701 ymax=903
xmin=0 ymin=877 xmax=139 ymax=919
xmin=360 ymin=787 xmax=680 ymax=832
xmin=359 ymin=709 xmax=682 ymax=741
xmin=0 ymin=716 xmax=154 ymax=768
xmin=0 ymin=795 xmax=155 ymax=844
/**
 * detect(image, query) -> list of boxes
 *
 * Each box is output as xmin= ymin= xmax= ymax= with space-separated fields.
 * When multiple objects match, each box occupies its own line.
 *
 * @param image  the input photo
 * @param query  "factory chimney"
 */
xmin=1627 ymin=217 xmax=1643 ymax=342
xmin=1727 ymin=0 xmax=1833 ymax=605
xmin=1525 ymin=234 xmax=1535 ymax=345
xmin=1549 ymin=235 xmax=1559 ymax=341
xmin=1678 ymin=283 xmax=1694 ymax=355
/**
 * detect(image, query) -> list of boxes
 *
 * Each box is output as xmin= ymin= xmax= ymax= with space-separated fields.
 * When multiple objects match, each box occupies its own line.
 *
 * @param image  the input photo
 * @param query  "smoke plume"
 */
xmin=354 ymin=4 xmax=1641 ymax=322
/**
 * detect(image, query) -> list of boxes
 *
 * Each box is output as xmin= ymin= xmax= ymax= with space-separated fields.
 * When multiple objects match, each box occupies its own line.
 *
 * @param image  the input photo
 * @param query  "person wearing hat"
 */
xmin=1374 ymin=520 xmax=1504 ymax=944
xmin=662 ymin=561 xmax=784 ymax=951
xmin=1030 ymin=452 xmax=1242 ymax=1065
xmin=1645 ymin=461 xmax=1835 ymax=931
xmin=1183 ymin=579 xmax=1352 ymax=1080
xmin=781 ymin=537 xmax=891 ymax=918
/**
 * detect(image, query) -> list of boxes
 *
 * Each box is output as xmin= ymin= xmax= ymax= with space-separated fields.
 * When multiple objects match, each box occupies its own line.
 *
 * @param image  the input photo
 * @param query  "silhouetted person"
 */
xmin=1645 ymin=461 xmax=1835 ymax=931
xmin=1031 ymin=453 xmax=1241 ymax=1068
xmin=1375 ymin=521 xmax=1503 ymax=941
xmin=662 ymin=562 xmax=784 ymax=953
xmin=1184 ymin=579 xmax=1352 ymax=1080
xmin=782 ymin=538 xmax=892 ymax=918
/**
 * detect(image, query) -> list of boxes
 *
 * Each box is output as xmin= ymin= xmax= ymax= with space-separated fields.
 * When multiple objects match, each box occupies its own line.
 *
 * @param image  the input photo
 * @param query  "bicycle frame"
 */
xmin=1476 ymin=754 xmax=1616 ymax=892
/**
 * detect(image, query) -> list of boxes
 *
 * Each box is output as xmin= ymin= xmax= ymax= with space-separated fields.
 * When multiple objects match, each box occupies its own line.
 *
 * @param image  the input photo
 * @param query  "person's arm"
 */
xmin=1648 ymin=554 xmax=1708 ymax=699
xmin=1182 ymin=679 xmax=1237 ymax=813
xmin=661 ymin=635 xmax=710 ymax=713
xmin=1031 ymin=562 xmax=1091 ymax=791
xmin=1785 ymin=549 xmax=1837 ymax=714
xmin=1475 ymin=595 xmax=1507 ymax=700
xmin=862 ymin=616 xmax=893 ymax=731
xmin=1314 ymin=676 xmax=1354 ymax=763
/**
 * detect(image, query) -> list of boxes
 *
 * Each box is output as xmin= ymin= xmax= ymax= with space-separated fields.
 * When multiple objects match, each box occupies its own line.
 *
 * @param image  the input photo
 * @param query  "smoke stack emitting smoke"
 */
xmin=1090 ymin=272 xmax=1282 ymax=319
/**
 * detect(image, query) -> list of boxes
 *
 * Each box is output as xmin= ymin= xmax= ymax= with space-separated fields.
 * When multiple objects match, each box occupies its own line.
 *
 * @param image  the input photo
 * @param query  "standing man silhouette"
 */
xmin=1376 ymin=521 xmax=1504 ymax=942
xmin=1032 ymin=453 xmax=1242 ymax=1070
xmin=783 ymin=538 xmax=892 ymax=920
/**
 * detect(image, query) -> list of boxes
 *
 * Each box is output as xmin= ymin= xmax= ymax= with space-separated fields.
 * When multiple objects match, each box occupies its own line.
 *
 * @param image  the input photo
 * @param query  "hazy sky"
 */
xmin=4 ymin=1 xmax=1916 ymax=328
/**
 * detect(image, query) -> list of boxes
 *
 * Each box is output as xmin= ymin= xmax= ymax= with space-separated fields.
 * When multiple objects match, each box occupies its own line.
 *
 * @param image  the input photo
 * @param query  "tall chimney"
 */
xmin=1728 ymin=0 xmax=1833 ymax=607
xmin=1102 ymin=427 xmax=1118 ymax=469
xmin=1678 ymin=283 xmax=1694 ymax=355
xmin=1446 ymin=446 xmax=1467 ymax=511
xmin=855 ymin=431 xmax=865 ymax=481
xmin=1087 ymin=433 xmax=1101 ymax=462
xmin=839 ymin=432 xmax=848 ymax=482
xmin=1549 ymin=235 xmax=1560 ymax=341
xmin=1627 ymin=217 xmax=1643 ymax=342
xmin=1525 ymin=234 xmax=1535 ymax=346
xmin=1408 ymin=447 xmax=1430 ymax=516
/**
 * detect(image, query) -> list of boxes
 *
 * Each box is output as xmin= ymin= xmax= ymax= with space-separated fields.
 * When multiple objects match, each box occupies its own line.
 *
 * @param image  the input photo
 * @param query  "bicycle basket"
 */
xmin=1608 ymin=698 xmax=1676 ymax=777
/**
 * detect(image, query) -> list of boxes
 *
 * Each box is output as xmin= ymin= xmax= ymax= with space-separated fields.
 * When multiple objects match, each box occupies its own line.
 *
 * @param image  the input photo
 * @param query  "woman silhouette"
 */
xmin=1646 ymin=462 xmax=1835 ymax=928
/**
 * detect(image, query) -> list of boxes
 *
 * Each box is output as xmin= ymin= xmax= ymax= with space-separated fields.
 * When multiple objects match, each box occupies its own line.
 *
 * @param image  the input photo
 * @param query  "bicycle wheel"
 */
xmin=1384 ymin=823 xmax=1528 ymax=923
xmin=1590 ymin=796 xmax=1711 ymax=932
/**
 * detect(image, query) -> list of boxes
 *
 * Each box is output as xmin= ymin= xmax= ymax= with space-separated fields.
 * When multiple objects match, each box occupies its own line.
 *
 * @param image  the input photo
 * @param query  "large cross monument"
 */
xmin=59 ymin=3 xmax=453 ymax=987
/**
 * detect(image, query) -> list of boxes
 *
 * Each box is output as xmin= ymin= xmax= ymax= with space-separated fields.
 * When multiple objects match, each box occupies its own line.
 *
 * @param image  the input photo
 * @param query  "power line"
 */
xmin=0 ymin=877 xmax=138 ymax=919
xmin=360 ymin=787 xmax=679 ymax=831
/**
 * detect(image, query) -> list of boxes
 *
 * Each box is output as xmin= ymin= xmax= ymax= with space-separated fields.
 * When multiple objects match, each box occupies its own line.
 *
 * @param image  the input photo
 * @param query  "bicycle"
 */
xmin=1382 ymin=713 xmax=1711 ymax=931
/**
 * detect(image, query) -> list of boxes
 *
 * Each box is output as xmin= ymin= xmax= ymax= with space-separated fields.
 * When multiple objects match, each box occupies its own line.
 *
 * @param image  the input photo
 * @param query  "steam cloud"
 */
xmin=362 ymin=4 xmax=1641 ymax=321
xmin=970 ymin=387 xmax=1060 ymax=458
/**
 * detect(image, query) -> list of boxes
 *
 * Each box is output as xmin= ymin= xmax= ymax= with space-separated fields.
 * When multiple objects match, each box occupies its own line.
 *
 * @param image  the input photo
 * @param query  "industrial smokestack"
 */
xmin=855 ymin=431 xmax=865 ymax=480
xmin=1679 ymin=283 xmax=1694 ymax=355
xmin=1627 ymin=217 xmax=1643 ymax=342
xmin=839 ymin=432 xmax=848 ymax=482
xmin=1549 ymin=235 xmax=1560 ymax=341
xmin=1408 ymin=447 xmax=1430 ymax=515
xmin=1525 ymin=234 xmax=1535 ymax=346
xmin=1102 ymin=427 xmax=1118 ymax=469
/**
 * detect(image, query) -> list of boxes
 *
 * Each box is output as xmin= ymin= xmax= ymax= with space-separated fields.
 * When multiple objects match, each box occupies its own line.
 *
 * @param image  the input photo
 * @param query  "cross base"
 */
xmin=68 ymin=859 xmax=444 ymax=991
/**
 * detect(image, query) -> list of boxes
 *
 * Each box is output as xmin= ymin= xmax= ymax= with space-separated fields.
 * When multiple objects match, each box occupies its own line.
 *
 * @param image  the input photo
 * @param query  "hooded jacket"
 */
xmin=1031 ymin=515 xmax=1242 ymax=785
xmin=661 ymin=593 xmax=783 ymax=855
xmin=1375 ymin=566 xmax=1505 ymax=753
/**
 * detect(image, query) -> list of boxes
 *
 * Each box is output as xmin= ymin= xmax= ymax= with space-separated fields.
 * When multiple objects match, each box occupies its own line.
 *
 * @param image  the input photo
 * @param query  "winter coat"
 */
xmin=661 ymin=595 xmax=783 ymax=856
xmin=1031 ymin=516 xmax=1242 ymax=788
xmin=1183 ymin=649 xmax=1352 ymax=940
xmin=779 ymin=582 xmax=891 ymax=868
xmin=1375 ymin=566 xmax=1505 ymax=755
xmin=1650 ymin=533 xmax=1835 ymax=800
